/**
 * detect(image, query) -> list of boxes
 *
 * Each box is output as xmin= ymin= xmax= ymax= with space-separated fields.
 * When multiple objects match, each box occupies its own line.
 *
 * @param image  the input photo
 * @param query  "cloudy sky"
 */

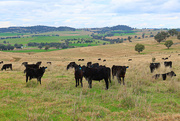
xmin=0 ymin=0 xmax=180 ymax=28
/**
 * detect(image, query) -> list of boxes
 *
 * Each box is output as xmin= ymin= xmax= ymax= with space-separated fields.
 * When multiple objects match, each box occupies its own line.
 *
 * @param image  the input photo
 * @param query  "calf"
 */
xmin=164 ymin=61 xmax=172 ymax=68
xmin=152 ymin=71 xmax=176 ymax=80
xmin=26 ymin=66 xmax=47 ymax=84
xmin=150 ymin=63 xmax=160 ymax=73
xmin=1 ymin=64 xmax=12 ymax=71
xmin=67 ymin=62 xmax=83 ymax=87
xmin=47 ymin=62 xmax=52 ymax=65
xmin=112 ymin=65 xmax=129 ymax=85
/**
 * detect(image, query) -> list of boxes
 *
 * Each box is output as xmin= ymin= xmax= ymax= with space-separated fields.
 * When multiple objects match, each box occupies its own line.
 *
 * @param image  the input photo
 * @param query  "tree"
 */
xmin=142 ymin=33 xmax=145 ymax=38
xmin=177 ymin=34 xmax=180 ymax=40
xmin=164 ymin=40 xmax=173 ymax=49
xmin=168 ymin=29 xmax=178 ymax=36
xmin=38 ymin=45 xmax=42 ymax=49
xmin=128 ymin=36 xmax=132 ymax=42
xmin=44 ymin=45 xmax=50 ymax=51
xmin=154 ymin=31 xmax=169 ymax=43
xmin=135 ymin=43 xmax=145 ymax=53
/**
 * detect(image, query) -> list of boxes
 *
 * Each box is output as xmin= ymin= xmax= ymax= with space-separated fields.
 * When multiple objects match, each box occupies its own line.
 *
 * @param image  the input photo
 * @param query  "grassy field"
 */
xmin=0 ymin=36 xmax=180 ymax=120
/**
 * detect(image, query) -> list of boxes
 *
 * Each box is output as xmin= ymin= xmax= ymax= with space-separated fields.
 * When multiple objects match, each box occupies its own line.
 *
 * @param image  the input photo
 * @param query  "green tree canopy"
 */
xmin=128 ymin=36 xmax=132 ymax=42
xmin=177 ymin=34 xmax=180 ymax=40
xmin=168 ymin=29 xmax=178 ymax=36
xmin=154 ymin=31 xmax=169 ymax=43
xmin=44 ymin=45 xmax=50 ymax=51
xmin=164 ymin=40 xmax=173 ymax=49
xmin=135 ymin=43 xmax=145 ymax=53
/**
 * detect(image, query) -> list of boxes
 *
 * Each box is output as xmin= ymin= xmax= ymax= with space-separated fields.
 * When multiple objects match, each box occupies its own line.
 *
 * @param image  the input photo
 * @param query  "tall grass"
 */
xmin=0 ymin=39 xmax=179 ymax=120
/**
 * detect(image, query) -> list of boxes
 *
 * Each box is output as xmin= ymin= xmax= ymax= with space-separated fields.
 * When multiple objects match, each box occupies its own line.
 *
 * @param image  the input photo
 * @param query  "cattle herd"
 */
xmin=0 ymin=55 xmax=177 ymax=89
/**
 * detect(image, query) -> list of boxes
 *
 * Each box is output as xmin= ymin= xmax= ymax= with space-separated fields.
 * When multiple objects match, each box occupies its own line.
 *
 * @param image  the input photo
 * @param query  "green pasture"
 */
xmin=0 ymin=35 xmax=91 ymax=45
xmin=2 ymin=49 xmax=60 ymax=53
xmin=0 ymin=33 xmax=31 ymax=37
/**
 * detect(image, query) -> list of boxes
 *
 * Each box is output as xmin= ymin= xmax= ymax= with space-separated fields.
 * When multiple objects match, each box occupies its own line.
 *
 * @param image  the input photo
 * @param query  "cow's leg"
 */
xmin=119 ymin=77 xmax=121 ymax=85
xmin=122 ymin=77 xmax=125 ymax=85
xmin=88 ymin=79 xmax=92 ymax=88
xmin=77 ymin=78 xmax=79 ymax=86
xmin=105 ymin=78 xmax=109 ymax=90
xmin=75 ymin=78 xmax=78 ymax=87
xmin=26 ymin=75 xmax=28 ymax=83
xmin=80 ymin=78 xmax=83 ymax=87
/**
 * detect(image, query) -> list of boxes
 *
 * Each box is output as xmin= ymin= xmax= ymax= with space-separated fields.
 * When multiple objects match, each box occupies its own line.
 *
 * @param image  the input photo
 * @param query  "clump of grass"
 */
xmin=132 ymin=86 xmax=145 ymax=95
xmin=167 ymin=80 xmax=179 ymax=93
xmin=46 ymin=80 xmax=62 ymax=90
xmin=120 ymin=95 xmax=135 ymax=109
xmin=25 ymin=81 xmax=38 ymax=88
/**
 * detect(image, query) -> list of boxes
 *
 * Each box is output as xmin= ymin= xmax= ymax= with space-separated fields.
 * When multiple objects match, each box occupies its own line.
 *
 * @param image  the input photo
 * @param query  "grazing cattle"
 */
xmin=78 ymin=59 xmax=81 ymax=61
xmin=82 ymin=66 xmax=109 ymax=89
xmin=67 ymin=62 xmax=83 ymax=87
xmin=98 ymin=58 xmax=101 ymax=60
xmin=112 ymin=65 xmax=129 ymax=85
xmin=26 ymin=66 xmax=47 ymax=84
xmin=152 ymin=71 xmax=176 ymax=80
xmin=47 ymin=62 xmax=52 ymax=64
xmin=81 ymin=59 xmax=84 ymax=61
xmin=103 ymin=59 xmax=106 ymax=62
xmin=164 ymin=61 xmax=172 ymax=68
xmin=0 ymin=61 xmax=3 ymax=64
xmin=1 ymin=64 xmax=12 ymax=71
xmin=150 ymin=63 xmax=160 ymax=73
xmin=128 ymin=59 xmax=132 ymax=61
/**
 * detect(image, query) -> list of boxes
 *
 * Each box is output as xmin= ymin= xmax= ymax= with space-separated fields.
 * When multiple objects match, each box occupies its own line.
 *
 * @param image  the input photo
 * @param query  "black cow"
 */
xmin=78 ymin=59 xmax=81 ymax=61
xmin=98 ymin=58 xmax=101 ymax=60
xmin=103 ymin=59 xmax=106 ymax=62
xmin=47 ymin=62 xmax=52 ymax=64
xmin=26 ymin=66 xmax=47 ymax=84
xmin=128 ymin=59 xmax=132 ymax=61
xmin=112 ymin=65 xmax=129 ymax=85
xmin=164 ymin=61 xmax=172 ymax=68
xmin=152 ymin=71 xmax=176 ymax=80
xmin=150 ymin=63 xmax=160 ymax=73
xmin=81 ymin=59 xmax=84 ymax=61
xmin=82 ymin=66 xmax=109 ymax=89
xmin=67 ymin=62 xmax=83 ymax=87
xmin=0 ymin=61 xmax=3 ymax=64
xmin=1 ymin=64 xmax=12 ymax=71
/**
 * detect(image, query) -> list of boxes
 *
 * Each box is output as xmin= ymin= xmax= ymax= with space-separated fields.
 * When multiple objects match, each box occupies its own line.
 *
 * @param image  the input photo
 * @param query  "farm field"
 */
xmin=0 ymin=36 xmax=180 ymax=120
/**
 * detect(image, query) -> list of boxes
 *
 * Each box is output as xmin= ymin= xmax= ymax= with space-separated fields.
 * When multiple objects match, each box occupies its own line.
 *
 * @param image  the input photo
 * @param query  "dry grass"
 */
xmin=0 ymin=38 xmax=179 ymax=120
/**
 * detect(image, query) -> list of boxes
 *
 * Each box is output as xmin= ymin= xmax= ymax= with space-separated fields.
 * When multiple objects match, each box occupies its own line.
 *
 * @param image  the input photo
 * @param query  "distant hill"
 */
xmin=0 ymin=25 xmax=134 ymax=34
xmin=90 ymin=25 xmax=134 ymax=31
xmin=0 ymin=25 xmax=76 ymax=33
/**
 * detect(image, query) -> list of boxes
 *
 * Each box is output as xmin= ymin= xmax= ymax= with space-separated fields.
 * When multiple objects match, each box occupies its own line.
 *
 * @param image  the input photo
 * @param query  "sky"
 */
xmin=0 ymin=0 xmax=180 ymax=29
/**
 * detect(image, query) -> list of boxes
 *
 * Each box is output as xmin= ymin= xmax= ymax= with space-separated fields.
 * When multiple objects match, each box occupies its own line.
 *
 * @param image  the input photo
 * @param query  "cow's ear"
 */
xmin=126 ymin=66 xmax=129 ymax=68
